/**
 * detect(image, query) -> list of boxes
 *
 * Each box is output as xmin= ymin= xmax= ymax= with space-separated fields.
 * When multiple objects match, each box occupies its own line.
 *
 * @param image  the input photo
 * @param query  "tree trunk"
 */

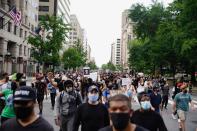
xmin=172 ymin=64 xmax=176 ymax=86
xmin=190 ymin=65 xmax=196 ymax=84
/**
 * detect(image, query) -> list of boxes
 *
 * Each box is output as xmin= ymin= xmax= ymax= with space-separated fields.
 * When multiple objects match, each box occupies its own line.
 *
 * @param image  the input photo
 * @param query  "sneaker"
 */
xmin=171 ymin=114 xmax=176 ymax=120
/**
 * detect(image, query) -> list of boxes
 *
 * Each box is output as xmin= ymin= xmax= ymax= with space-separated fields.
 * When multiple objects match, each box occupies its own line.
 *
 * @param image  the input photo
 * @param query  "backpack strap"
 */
xmin=59 ymin=91 xmax=64 ymax=105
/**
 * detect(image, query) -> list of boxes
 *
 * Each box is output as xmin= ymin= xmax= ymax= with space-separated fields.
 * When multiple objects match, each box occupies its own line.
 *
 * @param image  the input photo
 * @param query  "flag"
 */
xmin=8 ymin=7 xmax=22 ymax=26
xmin=14 ymin=11 xmax=22 ymax=26
xmin=8 ymin=6 xmax=17 ymax=20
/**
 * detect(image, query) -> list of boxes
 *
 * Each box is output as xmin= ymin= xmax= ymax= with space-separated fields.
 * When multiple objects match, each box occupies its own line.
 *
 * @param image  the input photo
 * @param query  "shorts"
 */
xmin=177 ymin=110 xmax=187 ymax=121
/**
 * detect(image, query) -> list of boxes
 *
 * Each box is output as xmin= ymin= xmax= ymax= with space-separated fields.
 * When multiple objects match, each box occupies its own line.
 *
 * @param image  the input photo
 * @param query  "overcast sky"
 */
xmin=70 ymin=0 xmax=173 ymax=67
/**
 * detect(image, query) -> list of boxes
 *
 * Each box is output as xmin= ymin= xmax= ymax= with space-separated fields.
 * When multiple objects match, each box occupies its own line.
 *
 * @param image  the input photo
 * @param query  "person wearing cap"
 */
xmin=73 ymin=84 xmax=110 ymax=131
xmin=55 ymin=79 xmax=82 ymax=131
xmin=130 ymin=92 xmax=167 ymax=131
xmin=0 ymin=86 xmax=54 ymax=131
xmin=172 ymin=83 xmax=195 ymax=131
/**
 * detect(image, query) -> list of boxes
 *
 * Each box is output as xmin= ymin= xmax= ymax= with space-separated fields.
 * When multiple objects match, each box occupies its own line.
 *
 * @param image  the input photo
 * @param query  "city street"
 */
xmin=36 ymin=93 xmax=197 ymax=131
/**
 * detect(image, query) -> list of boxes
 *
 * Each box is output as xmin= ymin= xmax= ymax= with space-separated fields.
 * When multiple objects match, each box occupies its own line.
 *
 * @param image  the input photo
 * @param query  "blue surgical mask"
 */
xmin=127 ymin=90 xmax=132 ymax=97
xmin=88 ymin=94 xmax=99 ymax=102
xmin=141 ymin=101 xmax=151 ymax=110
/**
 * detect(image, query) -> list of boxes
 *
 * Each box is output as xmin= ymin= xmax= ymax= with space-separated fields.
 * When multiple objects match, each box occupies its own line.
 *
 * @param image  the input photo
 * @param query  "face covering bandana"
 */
xmin=88 ymin=94 xmax=99 ymax=102
xmin=14 ymin=106 xmax=34 ymax=119
xmin=110 ymin=113 xmax=130 ymax=130
xmin=141 ymin=101 xmax=151 ymax=110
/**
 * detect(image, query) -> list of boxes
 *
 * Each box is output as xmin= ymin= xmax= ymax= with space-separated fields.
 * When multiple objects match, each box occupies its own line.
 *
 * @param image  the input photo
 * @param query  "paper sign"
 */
xmin=89 ymin=72 xmax=98 ymax=82
xmin=121 ymin=78 xmax=131 ymax=86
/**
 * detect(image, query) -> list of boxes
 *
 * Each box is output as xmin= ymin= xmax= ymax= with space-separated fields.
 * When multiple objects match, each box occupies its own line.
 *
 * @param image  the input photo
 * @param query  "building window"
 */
xmin=35 ymin=14 xmax=37 ymax=22
xmin=24 ymin=46 xmax=26 ymax=56
xmin=0 ymin=0 xmax=6 ymax=9
xmin=20 ymin=28 xmax=23 ymax=37
xmin=14 ymin=25 xmax=17 ymax=35
xmin=39 ymin=6 xmax=49 ymax=12
xmin=25 ymin=15 xmax=28 ymax=25
xmin=31 ymin=25 xmax=34 ymax=32
xmin=39 ymin=0 xmax=49 ymax=2
xmin=25 ymin=0 xmax=28 ymax=10
xmin=8 ymin=22 xmax=11 ymax=32
xmin=28 ymin=48 xmax=31 ymax=57
xmin=19 ymin=44 xmax=22 ymax=56
xmin=0 ymin=17 xmax=4 ymax=29
xmin=25 ymin=31 xmax=27 ymax=38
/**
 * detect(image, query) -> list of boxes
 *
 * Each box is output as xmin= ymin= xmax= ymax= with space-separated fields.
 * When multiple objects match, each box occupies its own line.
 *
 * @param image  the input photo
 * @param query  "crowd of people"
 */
xmin=0 ymin=71 xmax=195 ymax=131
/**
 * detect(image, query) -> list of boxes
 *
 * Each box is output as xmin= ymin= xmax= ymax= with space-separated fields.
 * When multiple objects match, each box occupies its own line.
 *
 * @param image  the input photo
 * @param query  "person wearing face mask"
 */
xmin=173 ymin=84 xmax=195 ymax=131
xmin=99 ymin=94 xmax=149 ymax=131
xmin=55 ymin=79 xmax=82 ymax=131
xmin=131 ymin=92 xmax=167 ymax=131
xmin=73 ymin=85 xmax=110 ymax=131
xmin=0 ymin=86 xmax=54 ymax=131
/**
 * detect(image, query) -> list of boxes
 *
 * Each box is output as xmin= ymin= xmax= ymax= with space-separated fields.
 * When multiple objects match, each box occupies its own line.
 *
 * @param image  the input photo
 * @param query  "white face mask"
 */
xmin=66 ymin=87 xmax=73 ymax=92
xmin=140 ymin=101 xmax=151 ymax=110
xmin=88 ymin=93 xmax=99 ymax=102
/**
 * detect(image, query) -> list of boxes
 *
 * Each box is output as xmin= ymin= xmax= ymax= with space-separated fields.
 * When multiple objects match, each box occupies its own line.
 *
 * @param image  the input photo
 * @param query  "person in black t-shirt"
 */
xmin=35 ymin=74 xmax=47 ymax=115
xmin=99 ymin=94 xmax=149 ymax=131
xmin=131 ymin=92 xmax=167 ymax=131
xmin=73 ymin=85 xmax=110 ymax=131
xmin=0 ymin=86 xmax=54 ymax=131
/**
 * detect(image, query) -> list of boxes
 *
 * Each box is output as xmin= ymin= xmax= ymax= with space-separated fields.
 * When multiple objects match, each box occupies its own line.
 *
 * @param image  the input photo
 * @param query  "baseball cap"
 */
xmin=88 ymin=85 xmax=99 ymax=92
xmin=64 ymin=79 xmax=74 ymax=87
xmin=14 ymin=86 xmax=36 ymax=101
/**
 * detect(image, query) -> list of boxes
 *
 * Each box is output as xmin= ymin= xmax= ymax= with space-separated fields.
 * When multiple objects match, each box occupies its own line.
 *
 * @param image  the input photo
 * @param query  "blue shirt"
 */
xmin=47 ymin=83 xmax=56 ymax=94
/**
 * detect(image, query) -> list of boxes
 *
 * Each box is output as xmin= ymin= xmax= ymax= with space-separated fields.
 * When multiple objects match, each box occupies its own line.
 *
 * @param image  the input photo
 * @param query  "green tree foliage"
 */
xmin=101 ymin=62 xmax=116 ymax=71
xmin=128 ymin=0 xmax=197 ymax=82
xmin=62 ymin=47 xmax=82 ymax=69
xmin=87 ymin=61 xmax=98 ymax=70
xmin=72 ymin=39 xmax=87 ymax=65
xmin=62 ymin=39 xmax=87 ymax=69
xmin=28 ymin=15 xmax=70 ymax=69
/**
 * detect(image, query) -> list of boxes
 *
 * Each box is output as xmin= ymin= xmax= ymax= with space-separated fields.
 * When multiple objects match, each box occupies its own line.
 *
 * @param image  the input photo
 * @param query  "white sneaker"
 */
xmin=171 ymin=114 xmax=177 ymax=120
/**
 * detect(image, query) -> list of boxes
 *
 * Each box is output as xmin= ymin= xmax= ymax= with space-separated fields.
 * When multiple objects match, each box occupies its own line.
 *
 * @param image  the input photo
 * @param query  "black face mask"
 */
xmin=183 ymin=90 xmax=187 ymax=93
xmin=14 ymin=106 xmax=34 ymax=119
xmin=110 ymin=113 xmax=130 ymax=130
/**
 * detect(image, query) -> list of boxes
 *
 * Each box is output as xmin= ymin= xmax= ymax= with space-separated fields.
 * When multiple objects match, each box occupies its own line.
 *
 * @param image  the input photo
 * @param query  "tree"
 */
xmin=87 ymin=61 xmax=98 ymax=70
xmin=101 ymin=62 xmax=116 ymax=71
xmin=72 ymin=39 xmax=87 ymax=66
xmin=62 ymin=40 xmax=87 ymax=69
xmin=128 ymin=0 xmax=197 ymax=83
xmin=62 ymin=47 xmax=83 ymax=69
xmin=28 ymin=15 xmax=70 ymax=72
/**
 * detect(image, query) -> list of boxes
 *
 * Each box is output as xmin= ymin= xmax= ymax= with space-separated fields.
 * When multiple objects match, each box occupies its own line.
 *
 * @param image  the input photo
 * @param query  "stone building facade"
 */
xmin=0 ymin=0 xmax=39 ymax=75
